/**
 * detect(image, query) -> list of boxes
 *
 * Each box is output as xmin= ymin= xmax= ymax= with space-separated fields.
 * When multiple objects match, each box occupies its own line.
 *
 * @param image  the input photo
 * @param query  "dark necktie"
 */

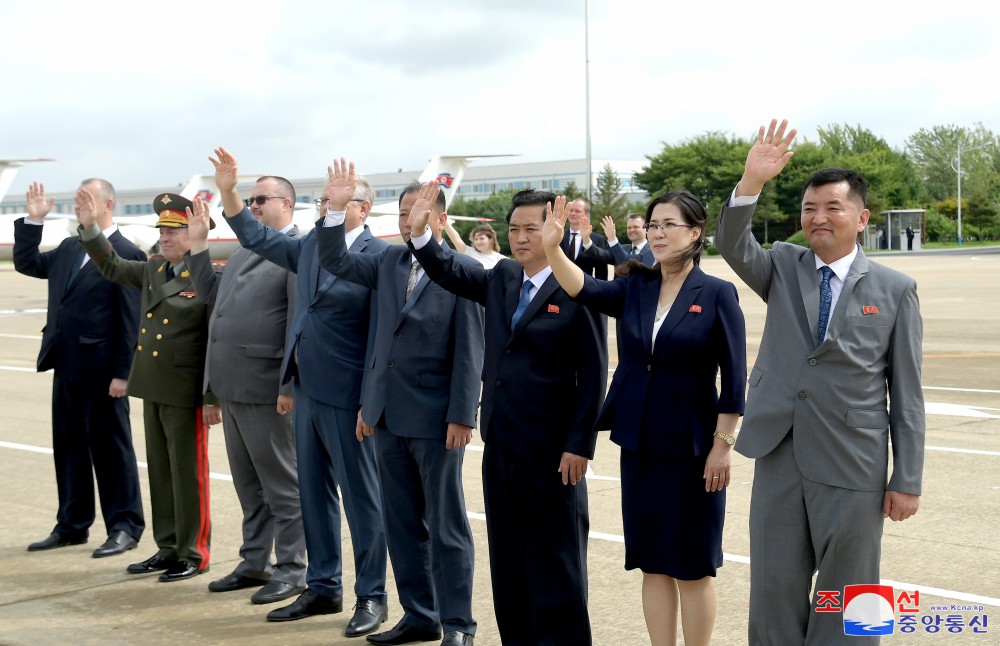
xmin=817 ymin=266 xmax=834 ymax=347
xmin=165 ymin=264 xmax=175 ymax=281
xmin=630 ymin=246 xmax=639 ymax=259
xmin=570 ymin=232 xmax=579 ymax=260
xmin=510 ymin=280 xmax=532 ymax=329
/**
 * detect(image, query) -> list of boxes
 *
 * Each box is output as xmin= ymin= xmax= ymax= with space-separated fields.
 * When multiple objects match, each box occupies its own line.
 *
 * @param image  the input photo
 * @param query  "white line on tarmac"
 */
xmin=0 ymin=333 xmax=42 ymax=340
xmin=925 ymin=386 xmax=1000 ymax=394
xmin=3 ymin=439 xmax=998 ymax=607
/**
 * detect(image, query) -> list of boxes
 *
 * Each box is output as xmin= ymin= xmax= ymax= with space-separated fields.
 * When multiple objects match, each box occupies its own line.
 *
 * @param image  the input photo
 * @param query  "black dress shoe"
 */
xmin=345 ymin=598 xmax=388 ymax=637
xmin=208 ymin=572 xmax=269 ymax=593
xmin=266 ymin=588 xmax=343 ymax=622
xmin=92 ymin=530 xmax=138 ymax=558
xmin=126 ymin=554 xmax=177 ymax=574
xmin=251 ymin=580 xmax=305 ymax=605
xmin=440 ymin=632 xmax=474 ymax=646
xmin=158 ymin=560 xmax=207 ymax=582
xmin=366 ymin=619 xmax=442 ymax=645
xmin=27 ymin=532 xmax=87 ymax=551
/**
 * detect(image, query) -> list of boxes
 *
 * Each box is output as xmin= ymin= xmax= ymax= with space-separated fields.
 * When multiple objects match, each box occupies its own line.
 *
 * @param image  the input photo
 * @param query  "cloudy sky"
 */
xmin=3 ymin=0 xmax=999 ymax=196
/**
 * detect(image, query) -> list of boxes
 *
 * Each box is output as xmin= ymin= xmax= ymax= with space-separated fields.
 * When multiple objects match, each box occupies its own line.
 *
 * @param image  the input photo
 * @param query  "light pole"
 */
xmin=952 ymin=140 xmax=994 ymax=246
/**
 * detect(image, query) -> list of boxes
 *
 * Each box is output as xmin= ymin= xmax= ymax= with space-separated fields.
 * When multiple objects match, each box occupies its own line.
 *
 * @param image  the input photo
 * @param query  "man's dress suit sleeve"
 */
xmin=111 ymin=238 xmax=146 ymax=381
xmin=609 ymin=242 xmax=629 ymax=267
xmin=12 ymin=218 xmax=56 ymax=279
xmin=446 ymin=272 xmax=485 ymax=429
xmin=315 ymin=223 xmax=382 ymax=289
xmin=578 ymin=234 xmax=613 ymax=280
xmin=279 ymin=264 xmax=298 ymax=398
xmin=79 ymin=228 xmax=147 ymax=290
xmin=226 ymin=207 xmax=302 ymax=274
xmin=886 ymin=280 xmax=925 ymax=494
xmin=567 ymin=303 xmax=605 ymax=458
xmin=410 ymin=237 xmax=492 ymax=306
xmin=187 ymin=249 xmax=222 ymax=304
xmin=714 ymin=202 xmax=774 ymax=300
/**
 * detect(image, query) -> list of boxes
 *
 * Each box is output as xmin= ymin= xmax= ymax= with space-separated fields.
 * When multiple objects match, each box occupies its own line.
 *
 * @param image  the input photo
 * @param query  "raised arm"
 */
xmin=210 ymin=147 xmax=304 ymax=272
xmin=12 ymin=182 xmax=58 ymax=278
xmin=76 ymin=187 xmax=146 ymax=289
xmin=408 ymin=182 xmax=490 ymax=305
xmin=442 ymin=220 xmax=469 ymax=254
xmin=715 ymin=119 xmax=797 ymax=299
xmin=315 ymin=158 xmax=382 ymax=288
xmin=542 ymin=196 xmax=586 ymax=297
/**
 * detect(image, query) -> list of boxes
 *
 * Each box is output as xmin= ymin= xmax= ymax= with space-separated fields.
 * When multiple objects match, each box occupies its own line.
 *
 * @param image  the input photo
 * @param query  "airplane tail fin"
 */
xmin=0 ymin=158 xmax=55 ymax=204
xmin=177 ymin=175 xmax=223 ymax=209
xmin=418 ymin=154 xmax=519 ymax=208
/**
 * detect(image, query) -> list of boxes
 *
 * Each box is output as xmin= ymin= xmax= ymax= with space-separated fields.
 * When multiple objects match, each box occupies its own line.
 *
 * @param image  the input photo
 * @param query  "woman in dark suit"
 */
xmin=542 ymin=192 xmax=746 ymax=646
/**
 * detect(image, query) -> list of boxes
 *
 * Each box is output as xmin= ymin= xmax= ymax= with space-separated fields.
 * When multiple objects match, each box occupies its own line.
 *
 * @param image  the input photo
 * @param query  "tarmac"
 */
xmin=0 ymin=249 xmax=998 ymax=645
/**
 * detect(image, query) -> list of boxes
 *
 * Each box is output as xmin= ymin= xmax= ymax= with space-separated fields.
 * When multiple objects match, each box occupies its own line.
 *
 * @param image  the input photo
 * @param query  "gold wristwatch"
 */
xmin=714 ymin=431 xmax=736 ymax=446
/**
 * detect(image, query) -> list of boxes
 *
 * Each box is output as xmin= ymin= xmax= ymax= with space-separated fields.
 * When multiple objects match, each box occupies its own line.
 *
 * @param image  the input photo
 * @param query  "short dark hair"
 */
xmin=257 ymin=175 xmax=297 ymax=204
xmin=506 ymin=188 xmax=556 ymax=223
xmin=399 ymin=181 xmax=447 ymax=212
xmin=801 ymin=168 xmax=868 ymax=208
xmin=626 ymin=212 xmax=645 ymax=224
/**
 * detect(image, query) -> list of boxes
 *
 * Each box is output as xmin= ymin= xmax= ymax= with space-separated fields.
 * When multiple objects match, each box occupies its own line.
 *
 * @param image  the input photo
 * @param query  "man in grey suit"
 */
xmin=187 ymin=176 xmax=306 ymax=605
xmin=715 ymin=120 xmax=924 ymax=645
xmin=209 ymin=149 xmax=388 ymax=637
xmin=317 ymin=162 xmax=484 ymax=646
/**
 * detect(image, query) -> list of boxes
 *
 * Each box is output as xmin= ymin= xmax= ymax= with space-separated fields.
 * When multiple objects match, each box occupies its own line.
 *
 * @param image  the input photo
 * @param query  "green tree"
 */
xmin=449 ymin=188 xmax=520 ymax=254
xmin=906 ymin=123 xmax=999 ymax=203
xmin=591 ymin=163 xmax=630 ymax=238
xmin=561 ymin=181 xmax=586 ymax=203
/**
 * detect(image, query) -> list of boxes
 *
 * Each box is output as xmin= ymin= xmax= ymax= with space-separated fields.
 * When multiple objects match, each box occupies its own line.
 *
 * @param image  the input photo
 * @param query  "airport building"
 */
xmin=1 ymin=158 xmax=648 ymax=216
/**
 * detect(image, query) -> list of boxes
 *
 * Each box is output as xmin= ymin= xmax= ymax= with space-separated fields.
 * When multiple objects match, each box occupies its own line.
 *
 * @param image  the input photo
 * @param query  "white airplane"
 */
xmin=1 ymin=155 xmax=510 ymax=260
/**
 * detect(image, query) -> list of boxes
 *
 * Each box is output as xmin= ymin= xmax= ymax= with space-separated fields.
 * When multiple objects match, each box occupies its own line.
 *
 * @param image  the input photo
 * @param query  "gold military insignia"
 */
xmin=180 ymin=270 xmax=190 ymax=278
xmin=160 ymin=195 xmax=172 ymax=205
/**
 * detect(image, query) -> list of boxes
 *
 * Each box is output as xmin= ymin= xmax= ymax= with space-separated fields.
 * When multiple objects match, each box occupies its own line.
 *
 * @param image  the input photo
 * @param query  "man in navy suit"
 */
xmin=14 ymin=179 xmax=145 ymax=559
xmin=210 ymin=149 xmax=388 ymax=637
xmin=316 ymin=162 xmax=484 ymax=646
xmin=562 ymin=198 xmax=613 ymax=279
xmin=604 ymin=213 xmax=655 ymax=268
xmin=409 ymin=185 xmax=606 ymax=646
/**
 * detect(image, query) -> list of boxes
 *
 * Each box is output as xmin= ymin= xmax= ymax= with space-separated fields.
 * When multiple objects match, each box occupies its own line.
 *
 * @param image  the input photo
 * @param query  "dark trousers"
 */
xmin=293 ymin=388 xmax=387 ymax=602
xmin=376 ymin=428 xmax=476 ymax=634
xmin=483 ymin=444 xmax=591 ymax=646
xmin=143 ymin=401 xmax=211 ymax=568
xmin=50 ymin=375 xmax=144 ymax=540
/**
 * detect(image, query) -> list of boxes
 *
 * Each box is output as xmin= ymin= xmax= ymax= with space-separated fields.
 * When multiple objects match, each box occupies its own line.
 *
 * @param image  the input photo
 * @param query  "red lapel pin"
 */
xmin=689 ymin=304 xmax=702 ymax=313
xmin=547 ymin=304 xmax=560 ymax=313
xmin=862 ymin=305 xmax=879 ymax=315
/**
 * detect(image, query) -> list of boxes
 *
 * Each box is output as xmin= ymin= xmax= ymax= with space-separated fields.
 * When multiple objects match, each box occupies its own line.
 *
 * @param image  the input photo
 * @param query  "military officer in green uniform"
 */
xmin=77 ymin=189 xmax=218 ymax=582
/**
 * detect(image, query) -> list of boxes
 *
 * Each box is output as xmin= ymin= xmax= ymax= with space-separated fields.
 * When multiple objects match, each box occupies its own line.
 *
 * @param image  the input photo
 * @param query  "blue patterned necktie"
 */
xmin=510 ymin=280 xmax=533 ymax=329
xmin=817 ymin=266 xmax=834 ymax=347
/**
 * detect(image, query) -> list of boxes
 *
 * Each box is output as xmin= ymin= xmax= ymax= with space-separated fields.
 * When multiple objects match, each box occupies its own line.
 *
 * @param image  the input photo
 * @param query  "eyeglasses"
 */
xmin=313 ymin=198 xmax=367 ymax=206
xmin=244 ymin=195 xmax=286 ymax=206
xmin=644 ymin=221 xmax=694 ymax=233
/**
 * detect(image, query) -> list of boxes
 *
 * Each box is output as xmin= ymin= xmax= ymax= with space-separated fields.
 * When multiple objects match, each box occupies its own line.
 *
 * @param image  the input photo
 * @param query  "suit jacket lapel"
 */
xmin=509 ymin=274 xmax=559 ymax=342
xmin=826 ymin=249 xmax=870 ymax=343
xmin=638 ymin=272 xmax=659 ymax=357
xmin=797 ymin=249 xmax=822 ymax=348
xmin=148 ymin=260 xmax=183 ymax=308
xmin=63 ymin=244 xmax=87 ymax=294
xmin=653 ymin=268 xmax=704 ymax=352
